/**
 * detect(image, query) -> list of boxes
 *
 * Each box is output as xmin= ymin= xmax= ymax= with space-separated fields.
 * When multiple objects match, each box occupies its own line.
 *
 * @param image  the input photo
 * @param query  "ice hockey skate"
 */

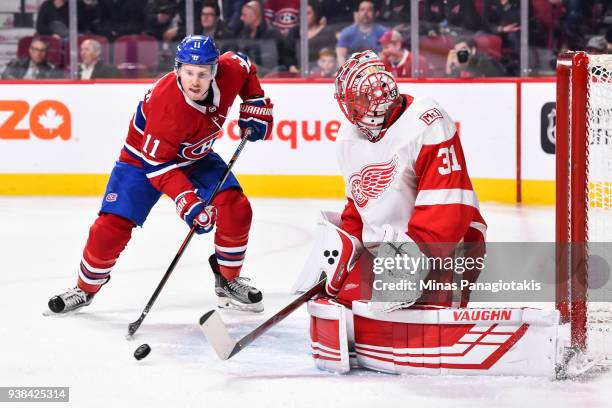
xmin=47 ymin=287 xmax=95 ymax=314
xmin=208 ymin=255 xmax=263 ymax=313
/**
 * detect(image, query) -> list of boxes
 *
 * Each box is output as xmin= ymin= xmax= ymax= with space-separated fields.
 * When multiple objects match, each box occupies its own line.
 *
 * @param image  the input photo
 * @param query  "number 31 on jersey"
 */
xmin=437 ymin=145 xmax=462 ymax=175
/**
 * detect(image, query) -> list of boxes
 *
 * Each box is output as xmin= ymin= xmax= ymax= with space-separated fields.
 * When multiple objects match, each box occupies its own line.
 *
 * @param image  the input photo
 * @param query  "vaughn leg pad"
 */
xmin=349 ymin=302 xmax=560 ymax=377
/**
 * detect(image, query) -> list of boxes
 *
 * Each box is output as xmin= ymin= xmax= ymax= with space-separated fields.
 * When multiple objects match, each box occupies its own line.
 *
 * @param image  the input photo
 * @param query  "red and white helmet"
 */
xmin=334 ymin=50 xmax=399 ymax=142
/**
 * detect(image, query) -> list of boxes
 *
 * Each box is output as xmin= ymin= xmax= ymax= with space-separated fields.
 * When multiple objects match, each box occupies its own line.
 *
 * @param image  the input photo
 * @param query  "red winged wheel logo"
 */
xmin=349 ymin=156 xmax=398 ymax=208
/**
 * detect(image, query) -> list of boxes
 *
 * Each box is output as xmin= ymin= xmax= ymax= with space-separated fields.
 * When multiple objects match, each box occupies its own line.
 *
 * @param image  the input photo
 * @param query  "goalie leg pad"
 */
xmin=351 ymin=301 xmax=561 ymax=377
xmin=307 ymin=297 xmax=354 ymax=373
xmin=291 ymin=211 xmax=363 ymax=295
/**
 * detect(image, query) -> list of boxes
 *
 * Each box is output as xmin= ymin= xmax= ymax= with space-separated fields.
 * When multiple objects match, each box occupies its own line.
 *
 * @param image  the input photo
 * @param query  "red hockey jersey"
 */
xmin=264 ymin=0 xmax=299 ymax=31
xmin=119 ymin=52 xmax=264 ymax=200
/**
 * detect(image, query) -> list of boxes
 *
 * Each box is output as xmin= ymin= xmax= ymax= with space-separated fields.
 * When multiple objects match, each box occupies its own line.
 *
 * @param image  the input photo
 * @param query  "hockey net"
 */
xmin=556 ymin=52 xmax=612 ymax=361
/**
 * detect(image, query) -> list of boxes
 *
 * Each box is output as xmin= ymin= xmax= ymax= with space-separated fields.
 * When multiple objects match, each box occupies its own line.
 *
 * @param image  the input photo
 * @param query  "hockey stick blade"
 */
xmin=199 ymin=310 xmax=237 ymax=360
xmin=199 ymin=278 xmax=326 ymax=360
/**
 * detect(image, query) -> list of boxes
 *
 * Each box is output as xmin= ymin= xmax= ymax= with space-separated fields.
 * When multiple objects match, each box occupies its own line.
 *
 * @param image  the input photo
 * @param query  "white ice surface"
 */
xmin=0 ymin=197 xmax=610 ymax=408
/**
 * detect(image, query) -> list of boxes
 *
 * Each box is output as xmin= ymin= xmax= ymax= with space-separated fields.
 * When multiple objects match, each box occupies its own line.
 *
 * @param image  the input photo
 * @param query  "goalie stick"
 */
xmin=127 ymin=131 xmax=250 ymax=338
xmin=199 ymin=278 xmax=325 ymax=360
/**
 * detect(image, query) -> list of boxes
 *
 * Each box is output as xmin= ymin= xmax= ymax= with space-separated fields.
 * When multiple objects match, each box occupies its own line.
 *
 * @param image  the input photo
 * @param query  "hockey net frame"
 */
xmin=556 ymin=51 xmax=612 ymax=360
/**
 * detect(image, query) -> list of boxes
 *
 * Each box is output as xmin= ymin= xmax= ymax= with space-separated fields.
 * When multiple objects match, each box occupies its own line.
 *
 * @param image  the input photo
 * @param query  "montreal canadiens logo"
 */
xmin=179 ymin=133 xmax=219 ymax=160
xmin=349 ymin=156 xmax=398 ymax=208
xmin=105 ymin=193 xmax=118 ymax=202
xmin=275 ymin=9 xmax=298 ymax=27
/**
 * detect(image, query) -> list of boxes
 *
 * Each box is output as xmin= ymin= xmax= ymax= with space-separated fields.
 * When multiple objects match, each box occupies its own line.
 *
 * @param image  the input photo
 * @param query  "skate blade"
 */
xmin=42 ymin=309 xmax=83 ymax=317
xmin=42 ymin=303 xmax=92 ymax=317
xmin=217 ymin=297 xmax=264 ymax=313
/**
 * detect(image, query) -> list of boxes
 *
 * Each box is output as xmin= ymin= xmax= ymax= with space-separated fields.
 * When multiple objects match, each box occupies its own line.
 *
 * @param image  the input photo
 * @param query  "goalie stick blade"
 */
xmin=199 ymin=310 xmax=237 ymax=360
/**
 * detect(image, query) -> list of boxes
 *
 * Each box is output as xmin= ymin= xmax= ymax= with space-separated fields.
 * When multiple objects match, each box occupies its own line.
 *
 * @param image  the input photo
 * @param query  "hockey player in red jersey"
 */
xmin=294 ymin=50 xmax=486 ymax=311
xmin=48 ymin=35 xmax=273 ymax=314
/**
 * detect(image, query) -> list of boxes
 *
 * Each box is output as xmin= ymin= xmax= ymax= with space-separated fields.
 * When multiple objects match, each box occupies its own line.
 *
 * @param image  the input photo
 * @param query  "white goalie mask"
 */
xmin=334 ymin=50 xmax=399 ymax=142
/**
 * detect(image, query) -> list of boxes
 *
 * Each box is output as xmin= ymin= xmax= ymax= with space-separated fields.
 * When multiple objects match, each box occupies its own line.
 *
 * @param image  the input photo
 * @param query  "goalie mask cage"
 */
xmin=556 ymin=52 xmax=612 ymax=360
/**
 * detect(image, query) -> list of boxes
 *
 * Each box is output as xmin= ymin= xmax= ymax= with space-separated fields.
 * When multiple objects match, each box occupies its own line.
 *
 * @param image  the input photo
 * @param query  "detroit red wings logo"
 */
xmin=349 ymin=156 xmax=398 ymax=208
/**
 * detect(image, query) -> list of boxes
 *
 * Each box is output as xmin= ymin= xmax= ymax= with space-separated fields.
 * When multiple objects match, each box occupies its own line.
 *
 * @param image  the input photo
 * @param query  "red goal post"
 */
xmin=556 ymin=52 xmax=612 ymax=359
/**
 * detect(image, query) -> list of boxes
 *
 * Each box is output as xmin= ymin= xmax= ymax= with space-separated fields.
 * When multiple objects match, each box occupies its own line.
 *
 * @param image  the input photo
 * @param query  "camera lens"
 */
xmin=457 ymin=49 xmax=469 ymax=63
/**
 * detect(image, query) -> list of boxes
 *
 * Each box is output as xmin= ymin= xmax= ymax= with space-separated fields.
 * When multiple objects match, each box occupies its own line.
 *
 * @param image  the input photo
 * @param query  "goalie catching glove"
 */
xmin=239 ymin=97 xmax=273 ymax=141
xmin=175 ymin=190 xmax=217 ymax=234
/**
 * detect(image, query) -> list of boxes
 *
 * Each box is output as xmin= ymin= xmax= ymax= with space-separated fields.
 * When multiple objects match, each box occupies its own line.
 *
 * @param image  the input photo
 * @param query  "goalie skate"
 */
xmin=209 ymin=255 xmax=263 ymax=313
xmin=47 ymin=287 xmax=94 ymax=314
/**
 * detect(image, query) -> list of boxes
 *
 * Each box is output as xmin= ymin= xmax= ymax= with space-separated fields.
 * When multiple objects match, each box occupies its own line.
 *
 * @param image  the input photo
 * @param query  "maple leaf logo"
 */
xmin=37 ymin=108 xmax=64 ymax=134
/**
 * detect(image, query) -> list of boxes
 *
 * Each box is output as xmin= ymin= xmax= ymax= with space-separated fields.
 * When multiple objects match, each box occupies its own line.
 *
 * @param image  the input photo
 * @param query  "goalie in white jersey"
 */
xmin=295 ymin=50 xmax=487 ymax=311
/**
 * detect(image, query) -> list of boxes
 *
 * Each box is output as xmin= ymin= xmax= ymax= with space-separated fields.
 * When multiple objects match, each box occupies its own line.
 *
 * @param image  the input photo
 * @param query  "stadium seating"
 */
xmin=113 ymin=34 xmax=159 ymax=78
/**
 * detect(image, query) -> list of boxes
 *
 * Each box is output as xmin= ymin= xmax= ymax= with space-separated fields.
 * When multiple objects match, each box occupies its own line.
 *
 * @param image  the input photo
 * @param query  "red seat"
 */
xmin=419 ymin=35 xmax=455 ymax=76
xmin=113 ymin=34 xmax=159 ymax=78
xmin=531 ymin=0 xmax=565 ymax=49
xmin=64 ymin=34 xmax=111 ymax=66
xmin=17 ymin=35 xmax=63 ymax=67
xmin=473 ymin=34 xmax=502 ymax=60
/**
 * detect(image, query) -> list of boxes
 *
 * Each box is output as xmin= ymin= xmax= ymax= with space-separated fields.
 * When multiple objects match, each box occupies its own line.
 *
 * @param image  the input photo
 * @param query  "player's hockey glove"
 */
xmin=238 ymin=97 xmax=273 ymax=141
xmin=175 ymin=190 xmax=217 ymax=234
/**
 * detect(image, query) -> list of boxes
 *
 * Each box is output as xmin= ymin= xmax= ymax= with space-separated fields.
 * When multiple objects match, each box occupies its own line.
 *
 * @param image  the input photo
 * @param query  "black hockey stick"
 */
xmin=127 ymin=132 xmax=250 ymax=338
xmin=199 ymin=278 xmax=326 ymax=360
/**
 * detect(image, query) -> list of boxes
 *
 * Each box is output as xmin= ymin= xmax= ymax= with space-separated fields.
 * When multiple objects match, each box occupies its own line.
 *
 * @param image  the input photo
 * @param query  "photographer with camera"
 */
xmin=445 ymin=37 xmax=504 ymax=77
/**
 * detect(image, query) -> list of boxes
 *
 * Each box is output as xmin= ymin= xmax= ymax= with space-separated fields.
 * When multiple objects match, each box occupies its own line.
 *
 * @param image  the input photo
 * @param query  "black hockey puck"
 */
xmin=134 ymin=344 xmax=151 ymax=360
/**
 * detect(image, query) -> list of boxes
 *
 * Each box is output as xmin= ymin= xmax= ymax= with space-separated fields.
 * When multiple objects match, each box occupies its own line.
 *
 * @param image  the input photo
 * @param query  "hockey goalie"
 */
xmin=293 ymin=51 xmax=561 ymax=377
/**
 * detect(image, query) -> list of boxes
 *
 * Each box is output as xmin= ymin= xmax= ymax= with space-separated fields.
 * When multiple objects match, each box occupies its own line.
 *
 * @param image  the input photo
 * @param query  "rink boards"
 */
xmin=0 ymin=78 xmax=556 ymax=204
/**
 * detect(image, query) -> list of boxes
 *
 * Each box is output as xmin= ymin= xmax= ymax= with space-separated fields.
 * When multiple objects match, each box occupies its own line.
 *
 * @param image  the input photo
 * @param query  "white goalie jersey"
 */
xmin=336 ymin=95 xmax=487 ymax=250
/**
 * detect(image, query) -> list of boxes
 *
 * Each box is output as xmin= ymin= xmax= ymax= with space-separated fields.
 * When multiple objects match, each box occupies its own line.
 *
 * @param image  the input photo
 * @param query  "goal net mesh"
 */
xmin=585 ymin=54 xmax=612 ymax=359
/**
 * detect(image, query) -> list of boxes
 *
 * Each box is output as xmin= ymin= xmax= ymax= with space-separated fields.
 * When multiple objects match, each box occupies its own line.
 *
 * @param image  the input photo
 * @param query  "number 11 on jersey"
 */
xmin=144 ymin=134 xmax=160 ymax=158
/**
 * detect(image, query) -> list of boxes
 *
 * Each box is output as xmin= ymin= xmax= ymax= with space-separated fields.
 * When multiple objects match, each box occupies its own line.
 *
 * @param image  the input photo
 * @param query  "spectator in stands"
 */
xmin=585 ymin=36 xmax=607 ymax=54
xmin=235 ymin=1 xmax=278 ymax=40
xmin=422 ymin=0 xmax=481 ymax=36
xmin=445 ymin=37 xmax=504 ymax=77
xmin=1 ymin=37 xmax=61 ymax=79
xmin=336 ymin=0 xmax=388 ymax=65
xmin=92 ymin=0 xmax=148 ymax=41
xmin=234 ymin=1 xmax=296 ymax=73
xmin=166 ymin=1 xmax=230 ymax=43
xmin=78 ymin=39 xmax=119 ymax=79
xmin=379 ymin=29 xmax=430 ymax=78
xmin=223 ymin=0 xmax=247 ymax=33
xmin=307 ymin=0 xmax=336 ymax=65
xmin=144 ymin=0 xmax=178 ymax=41
xmin=197 ymin=2 xmax=230 ymax=39
xmin=264 ymin=0 xmax=299 ymax=36
xmin=36 ymin=0 xmax=93 ymax=38
xmin=482 ymin=0 xmax=520 ymax=75
xmin=309 ymin=47 xmax=337 ymax=78
xmin=606 ymin=27 xmax=612 ymax=54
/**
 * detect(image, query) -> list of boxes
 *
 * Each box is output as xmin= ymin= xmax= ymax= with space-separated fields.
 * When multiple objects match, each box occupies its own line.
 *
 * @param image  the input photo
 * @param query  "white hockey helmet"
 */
xmin=334 ymin=50 xmax=399 ymax=142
